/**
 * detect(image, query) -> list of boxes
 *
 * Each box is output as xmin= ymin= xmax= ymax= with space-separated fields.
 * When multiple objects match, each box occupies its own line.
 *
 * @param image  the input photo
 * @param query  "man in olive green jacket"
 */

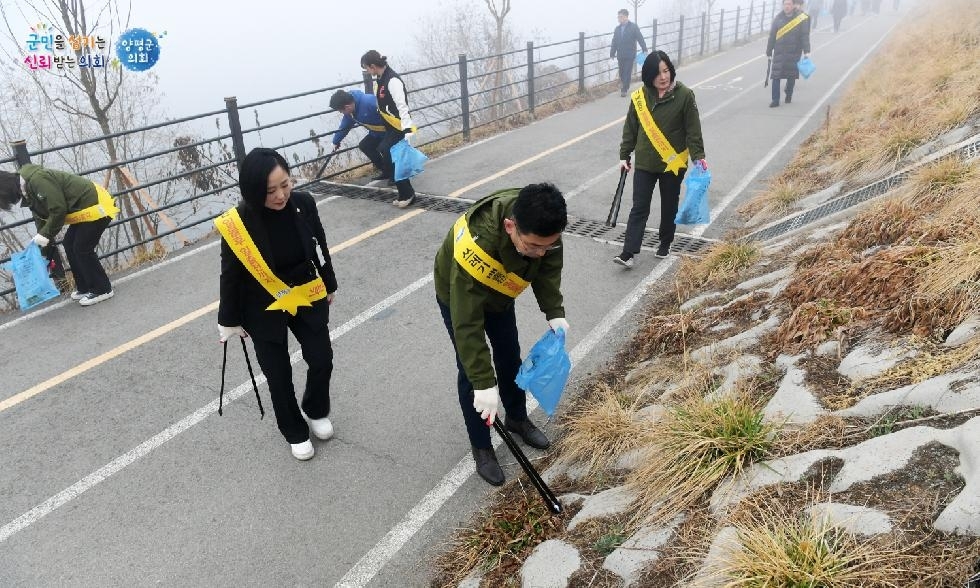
xmin=435 ymin=183 xmax=569 ymax=486
xmin=0 ymin=164 xmax=115 ymax=305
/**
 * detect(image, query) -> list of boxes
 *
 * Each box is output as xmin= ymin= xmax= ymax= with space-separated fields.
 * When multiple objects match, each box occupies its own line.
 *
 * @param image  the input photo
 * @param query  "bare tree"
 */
xmin=484 ymin=0 xmax=511 ymax=120
xmin=631 ymin=0 xmax=647 ymax=22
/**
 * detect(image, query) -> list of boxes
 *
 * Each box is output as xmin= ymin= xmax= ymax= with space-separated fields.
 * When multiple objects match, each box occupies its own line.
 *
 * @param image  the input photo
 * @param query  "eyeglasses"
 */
xmin=515 ymin=232 xmax=561 ymax=255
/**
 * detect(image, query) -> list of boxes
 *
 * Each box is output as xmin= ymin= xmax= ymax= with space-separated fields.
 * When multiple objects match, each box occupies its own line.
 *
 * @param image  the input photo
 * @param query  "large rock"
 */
xmin=807 ymin=503 xmax=893 ymax=535
xmin=763 ymin=354 xmax=827 ymax=425
xmin=837 ymin=342 xmax=915 ymax=381
xmin=568 ymin=486 xmax=637 ymax=531
xmin=602 ymin=515 xmax=685 ymax=586
xmin=520 ymin=539 xmax=580 ymax=588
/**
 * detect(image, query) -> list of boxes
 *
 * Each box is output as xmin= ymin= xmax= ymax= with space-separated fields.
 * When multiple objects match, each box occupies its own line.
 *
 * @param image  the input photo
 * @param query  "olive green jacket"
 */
xmin=619 ymin=82 xmax=706 ymax=174
xmin=434 ymin=189 xmax=565 ymax=389
xmin=18 ymin=164 xmax=99 ymax=240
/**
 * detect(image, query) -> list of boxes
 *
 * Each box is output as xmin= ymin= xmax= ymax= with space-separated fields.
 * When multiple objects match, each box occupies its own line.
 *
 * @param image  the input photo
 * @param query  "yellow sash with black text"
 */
xmin=214 ymin=208 xmax=327 ymax=316
xmin=452 ymin=215 xmax=530 ymax=298
xmin=64 ymin=183 xmax=120 ymax=224
xmin=378 ymin=109 xmax=417 ymax=134
xmin=776 ymin=12 xmax=808 ymax=40
xmin=630 ymin=88 xmax=689 ymax=175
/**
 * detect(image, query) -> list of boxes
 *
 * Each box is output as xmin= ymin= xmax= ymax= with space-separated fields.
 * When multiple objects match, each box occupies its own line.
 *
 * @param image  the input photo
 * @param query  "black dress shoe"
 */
xmin=769 ymin=101 xmax=779 ymax=108
xmin=785 ymin=94 xmax=792 ymax=104
xmin=505 ymin=418 xmax=550 ymax=450
xmin=472 ymin=447 xmax=505 ymax=486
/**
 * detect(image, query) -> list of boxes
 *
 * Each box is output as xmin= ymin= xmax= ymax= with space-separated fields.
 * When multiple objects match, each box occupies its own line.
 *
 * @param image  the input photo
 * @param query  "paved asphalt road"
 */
xmin=0 ymin=9 xmax=908 ymax=587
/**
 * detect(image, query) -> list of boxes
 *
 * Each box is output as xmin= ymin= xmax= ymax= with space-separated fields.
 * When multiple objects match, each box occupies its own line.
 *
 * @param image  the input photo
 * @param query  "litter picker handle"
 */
xmin=605 ymin=158 xmax=630 ymax=228
xmin=492 ymin=420 xmax=562 ymax=515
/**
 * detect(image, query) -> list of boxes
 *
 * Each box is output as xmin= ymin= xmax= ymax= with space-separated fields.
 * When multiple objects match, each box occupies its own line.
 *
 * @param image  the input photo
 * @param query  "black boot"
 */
xmin=472 ymin=447 xmax=505 ymax=486
xmin=505 ymin=418 xmax=550 ymax=450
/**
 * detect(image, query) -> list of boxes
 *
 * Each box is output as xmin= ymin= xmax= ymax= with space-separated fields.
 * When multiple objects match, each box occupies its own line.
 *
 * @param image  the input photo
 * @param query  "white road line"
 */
xmin=0 ymin=272 xmax=433 ymax=545
xmin=0 ymin=196 xmax=341 ymax=333
xmin=334 ymin=20 xmax=899 ymax=588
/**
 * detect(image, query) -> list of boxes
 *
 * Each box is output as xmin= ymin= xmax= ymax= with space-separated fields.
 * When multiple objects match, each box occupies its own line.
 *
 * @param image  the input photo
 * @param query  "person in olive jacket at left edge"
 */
xmin=216 ymin=148 xmax=338 ymax=461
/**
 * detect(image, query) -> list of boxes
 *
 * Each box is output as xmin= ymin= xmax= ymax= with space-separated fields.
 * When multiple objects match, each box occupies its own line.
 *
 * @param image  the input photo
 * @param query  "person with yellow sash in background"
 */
xmin=614 ymin=50 xmax=706 ymax=268
xmin=767 ymin=0 xmax=811 ymax=107
xmin=0 ymin=165 xmax=119 ymax=306
xmin=215 ymin=148 xmax=338 ymax=461
xmin=435 ymin=184 xmax=569 ymax=486
xmin=360 ymin=50 xmax=417 ymax=208
xmin=328 ymin=89 xmax=388 ymax=181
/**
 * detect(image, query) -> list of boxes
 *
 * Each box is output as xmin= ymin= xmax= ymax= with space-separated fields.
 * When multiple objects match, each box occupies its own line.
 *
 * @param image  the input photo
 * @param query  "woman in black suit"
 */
xmin=216 ymin=148 xmax=338 ymax=461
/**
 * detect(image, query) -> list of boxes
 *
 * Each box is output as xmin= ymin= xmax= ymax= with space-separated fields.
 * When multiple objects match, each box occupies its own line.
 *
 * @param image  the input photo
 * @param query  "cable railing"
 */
xmin=0 ymin=1 xmax=778 ymax=305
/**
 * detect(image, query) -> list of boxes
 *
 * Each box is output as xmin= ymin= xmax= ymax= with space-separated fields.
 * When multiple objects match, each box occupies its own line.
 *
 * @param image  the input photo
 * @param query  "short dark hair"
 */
xmin=512 ymin=183 xmax=567 ymax=237
xmin=618 ymin=9 xmax=629 ymax=17
xmin=641 ymin=50 xmax=676 ymax=87
xmin=330 ymin=90 xmax=355 ymax=111
xmin=0 ymin=170 xmax=22 ymax=212
xmin=360 ymin=50 xmax=387 ymax=69
xmin=239 ymin=148 xmax=290 ymax=209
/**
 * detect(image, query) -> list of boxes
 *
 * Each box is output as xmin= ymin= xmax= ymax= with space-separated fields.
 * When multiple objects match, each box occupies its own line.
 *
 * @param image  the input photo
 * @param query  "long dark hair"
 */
xmin=0 ymin=171 xmax=22 ymax=212
xmin=238 ymin=148 xmax=290 ymax=209
xmin=360 ymin=50 xmax=387 ymax=69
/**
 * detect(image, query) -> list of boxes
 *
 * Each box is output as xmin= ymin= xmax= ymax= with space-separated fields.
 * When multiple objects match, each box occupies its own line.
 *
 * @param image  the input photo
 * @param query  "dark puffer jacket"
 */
xmin=766 ymin=10 xmax=811 ymax=80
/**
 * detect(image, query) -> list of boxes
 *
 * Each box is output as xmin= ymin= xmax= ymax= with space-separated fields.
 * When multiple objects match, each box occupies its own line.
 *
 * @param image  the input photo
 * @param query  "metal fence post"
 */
xmin=526 ymin=41 xmax=535 ymax=115
xmin=761 ymin=1 xmax=767 ymax=33
xmin=578 ymin=32 xmax=585 ymax=94
xmin=735 ymin=6 xmax=741 ymax=43
xmin=677 ymin=15 xmax=685 ymax=65
xmin=224 ymin=97 xmax=247 ymax=171
xmin=362 ymin=71 xmax=374 ymax=94
xmin=458 ymin=54 xmax=470 ymax=141
xmin=700 ymin=12 xmax=707 ymax=56
xmin=10 ymin=140 xmax=31 ymax=167
xmin=748 ymin=1 xmax=755 ymax=36
xmin=718 ymin=9 xmax=725 ymax=52
xmin=651 ymin=18 xmax=658 ymax=50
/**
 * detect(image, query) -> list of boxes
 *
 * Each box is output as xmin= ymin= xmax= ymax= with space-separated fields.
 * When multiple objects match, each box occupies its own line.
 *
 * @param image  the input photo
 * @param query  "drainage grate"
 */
xmin=747 ymin=135 xmax=980 ymax=243
xmin=310 ymin=181 xmax=716 ymax=255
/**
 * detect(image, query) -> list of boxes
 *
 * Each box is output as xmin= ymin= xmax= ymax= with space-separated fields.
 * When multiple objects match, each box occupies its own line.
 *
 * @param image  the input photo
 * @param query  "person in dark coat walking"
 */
xmin=216 ymin=148 xmax=339 ymax=461
xmin=610 ymin=9 xmax=648 ymax=97
xmin=766 ymin=0 xmax=811 ymax=107
xmin=832 ymin=0 xmax=849 ymax=31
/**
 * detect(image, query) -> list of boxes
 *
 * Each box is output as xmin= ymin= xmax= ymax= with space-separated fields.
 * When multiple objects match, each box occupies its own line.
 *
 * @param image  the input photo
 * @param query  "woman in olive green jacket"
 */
xmin=0 ymin=165 xmax=116 ymax=306
xmin=614 ymin=51 xmax=707 ymax=268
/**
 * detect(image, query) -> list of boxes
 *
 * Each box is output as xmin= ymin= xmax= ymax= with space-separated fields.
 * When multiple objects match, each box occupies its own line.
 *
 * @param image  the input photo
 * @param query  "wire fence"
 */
xmin=0 ymin=1 xmax=779 ymax=306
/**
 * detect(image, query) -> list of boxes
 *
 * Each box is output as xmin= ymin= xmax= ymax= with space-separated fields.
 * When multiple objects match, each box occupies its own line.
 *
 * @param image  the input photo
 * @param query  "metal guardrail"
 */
xmin=0 ymin=1 xmax=778 ymax=304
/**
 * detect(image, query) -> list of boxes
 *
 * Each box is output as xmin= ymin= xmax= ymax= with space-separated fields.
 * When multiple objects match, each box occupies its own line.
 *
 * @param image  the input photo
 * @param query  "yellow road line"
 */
xmin=0 ymin=210 xmax=423 ymax=415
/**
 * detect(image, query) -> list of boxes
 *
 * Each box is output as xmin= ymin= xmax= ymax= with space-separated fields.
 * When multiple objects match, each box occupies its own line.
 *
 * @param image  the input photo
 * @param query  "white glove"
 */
xmin=548 ymin=317 xmax=570 ymax=334
xmin=218 ymin=324 xmax=247 ymax=343
xmin=32 ymin=234 xmax=50 ymax=247
xmin=619 ymin=159 xmax=631 ymax=172
xmin=473 ymin=386 xmax=500 ymax=424
xmin=404 ymin=132 xmax=414 ymax=145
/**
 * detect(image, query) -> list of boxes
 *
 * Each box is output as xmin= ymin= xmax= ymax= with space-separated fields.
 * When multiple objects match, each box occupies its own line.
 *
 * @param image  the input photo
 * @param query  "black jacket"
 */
xmin=610 ymin=21 xmax=648 ymax=59
xmin=218 ymin=191 xmax=338 ymax=342
xmin=766 ymin=10 xmax=811 ymax=80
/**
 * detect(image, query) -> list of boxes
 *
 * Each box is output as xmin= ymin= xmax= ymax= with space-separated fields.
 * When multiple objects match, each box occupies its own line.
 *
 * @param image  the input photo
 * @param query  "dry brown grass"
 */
xmin=676 ymin=241 xmax=762 ymax=299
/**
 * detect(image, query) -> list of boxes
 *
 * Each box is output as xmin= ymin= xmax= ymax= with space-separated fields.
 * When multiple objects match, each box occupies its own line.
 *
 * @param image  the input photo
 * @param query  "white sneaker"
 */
xmin=309 ymin=417 xmax=334 ymax=440
xmin=70 ymin=290 xmax=90 ymax=301
xmin=392 ymin=194 xmax=416 ymax=208
xmin=78 ymin=290 xmax=114 ymax=306
xmin=290 ymin=440 xmax=314 ymax=460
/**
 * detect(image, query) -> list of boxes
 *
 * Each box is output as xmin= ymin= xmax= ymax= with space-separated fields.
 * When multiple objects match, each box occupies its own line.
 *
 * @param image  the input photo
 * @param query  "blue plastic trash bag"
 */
xmin=675 ymin=164 xmax=712 ymax=225
xmin=635 ymin=51 xmax=647 ymax=68
xmin=389 ymin=139 xmax=428 ymax=181
xmin=6 ymin=242 xmax=60 ymax=311
xmin=797 ymin=56 xmax=816 ymax=79
xmin=515 ymin=328 xmax=571 ymax=417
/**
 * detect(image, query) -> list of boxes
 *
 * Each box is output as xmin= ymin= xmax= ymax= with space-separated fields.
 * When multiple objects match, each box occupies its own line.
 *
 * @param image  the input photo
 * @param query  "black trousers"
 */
xmin=438 ymin=298 xmax=528 ymax=449
xmin=251 ymin=317 xmax=333 ymax=444
xmin=379 ymin=127 xmax=416 ymax=202
xmin=358 ymin=133 xmax=385 ymax=171
xmin=623 ymin=167 xmax=686 ymax=254
xmin=64 ymin=216 xmax=111 ymax=295
xmin=617 ymin=56 xmax=635 ymax=92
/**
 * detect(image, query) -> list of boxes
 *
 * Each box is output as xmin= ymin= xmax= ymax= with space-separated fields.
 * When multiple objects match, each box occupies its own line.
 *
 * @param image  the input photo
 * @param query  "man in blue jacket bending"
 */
xmin=329 ymin=89 xmax=388 ymax=180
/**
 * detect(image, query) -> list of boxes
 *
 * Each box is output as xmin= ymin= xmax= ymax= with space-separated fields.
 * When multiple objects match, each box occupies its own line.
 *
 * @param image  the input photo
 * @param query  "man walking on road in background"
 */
xmin=610 ymin=9 xmax=648 ymax=98
xmin=435 ymin=184 xmax=570 ymax=486
xmin=766 ymin=0 xmax=811 ymax=107
xmin=329 ymin=90 xmax=388 ymax=181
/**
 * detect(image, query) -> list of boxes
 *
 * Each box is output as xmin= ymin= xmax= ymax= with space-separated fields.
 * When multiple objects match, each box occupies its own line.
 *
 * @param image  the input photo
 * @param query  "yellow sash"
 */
xmin=378 ymin=109 xmax=418 ymax=133
xmin=631 ymin=88 xmax=689 ymax=175
xmin=64 ymin=183 xmax=120 ymax=224
xmin=214 ymin=207 xmax=327 ymax=316
xmin=452 ymin=215 xmax=530 ymax=298
xmin=776 ymin=13 xmax=808 ymax=40
xmin=362 ymin=122 xmax=386 ymax=132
